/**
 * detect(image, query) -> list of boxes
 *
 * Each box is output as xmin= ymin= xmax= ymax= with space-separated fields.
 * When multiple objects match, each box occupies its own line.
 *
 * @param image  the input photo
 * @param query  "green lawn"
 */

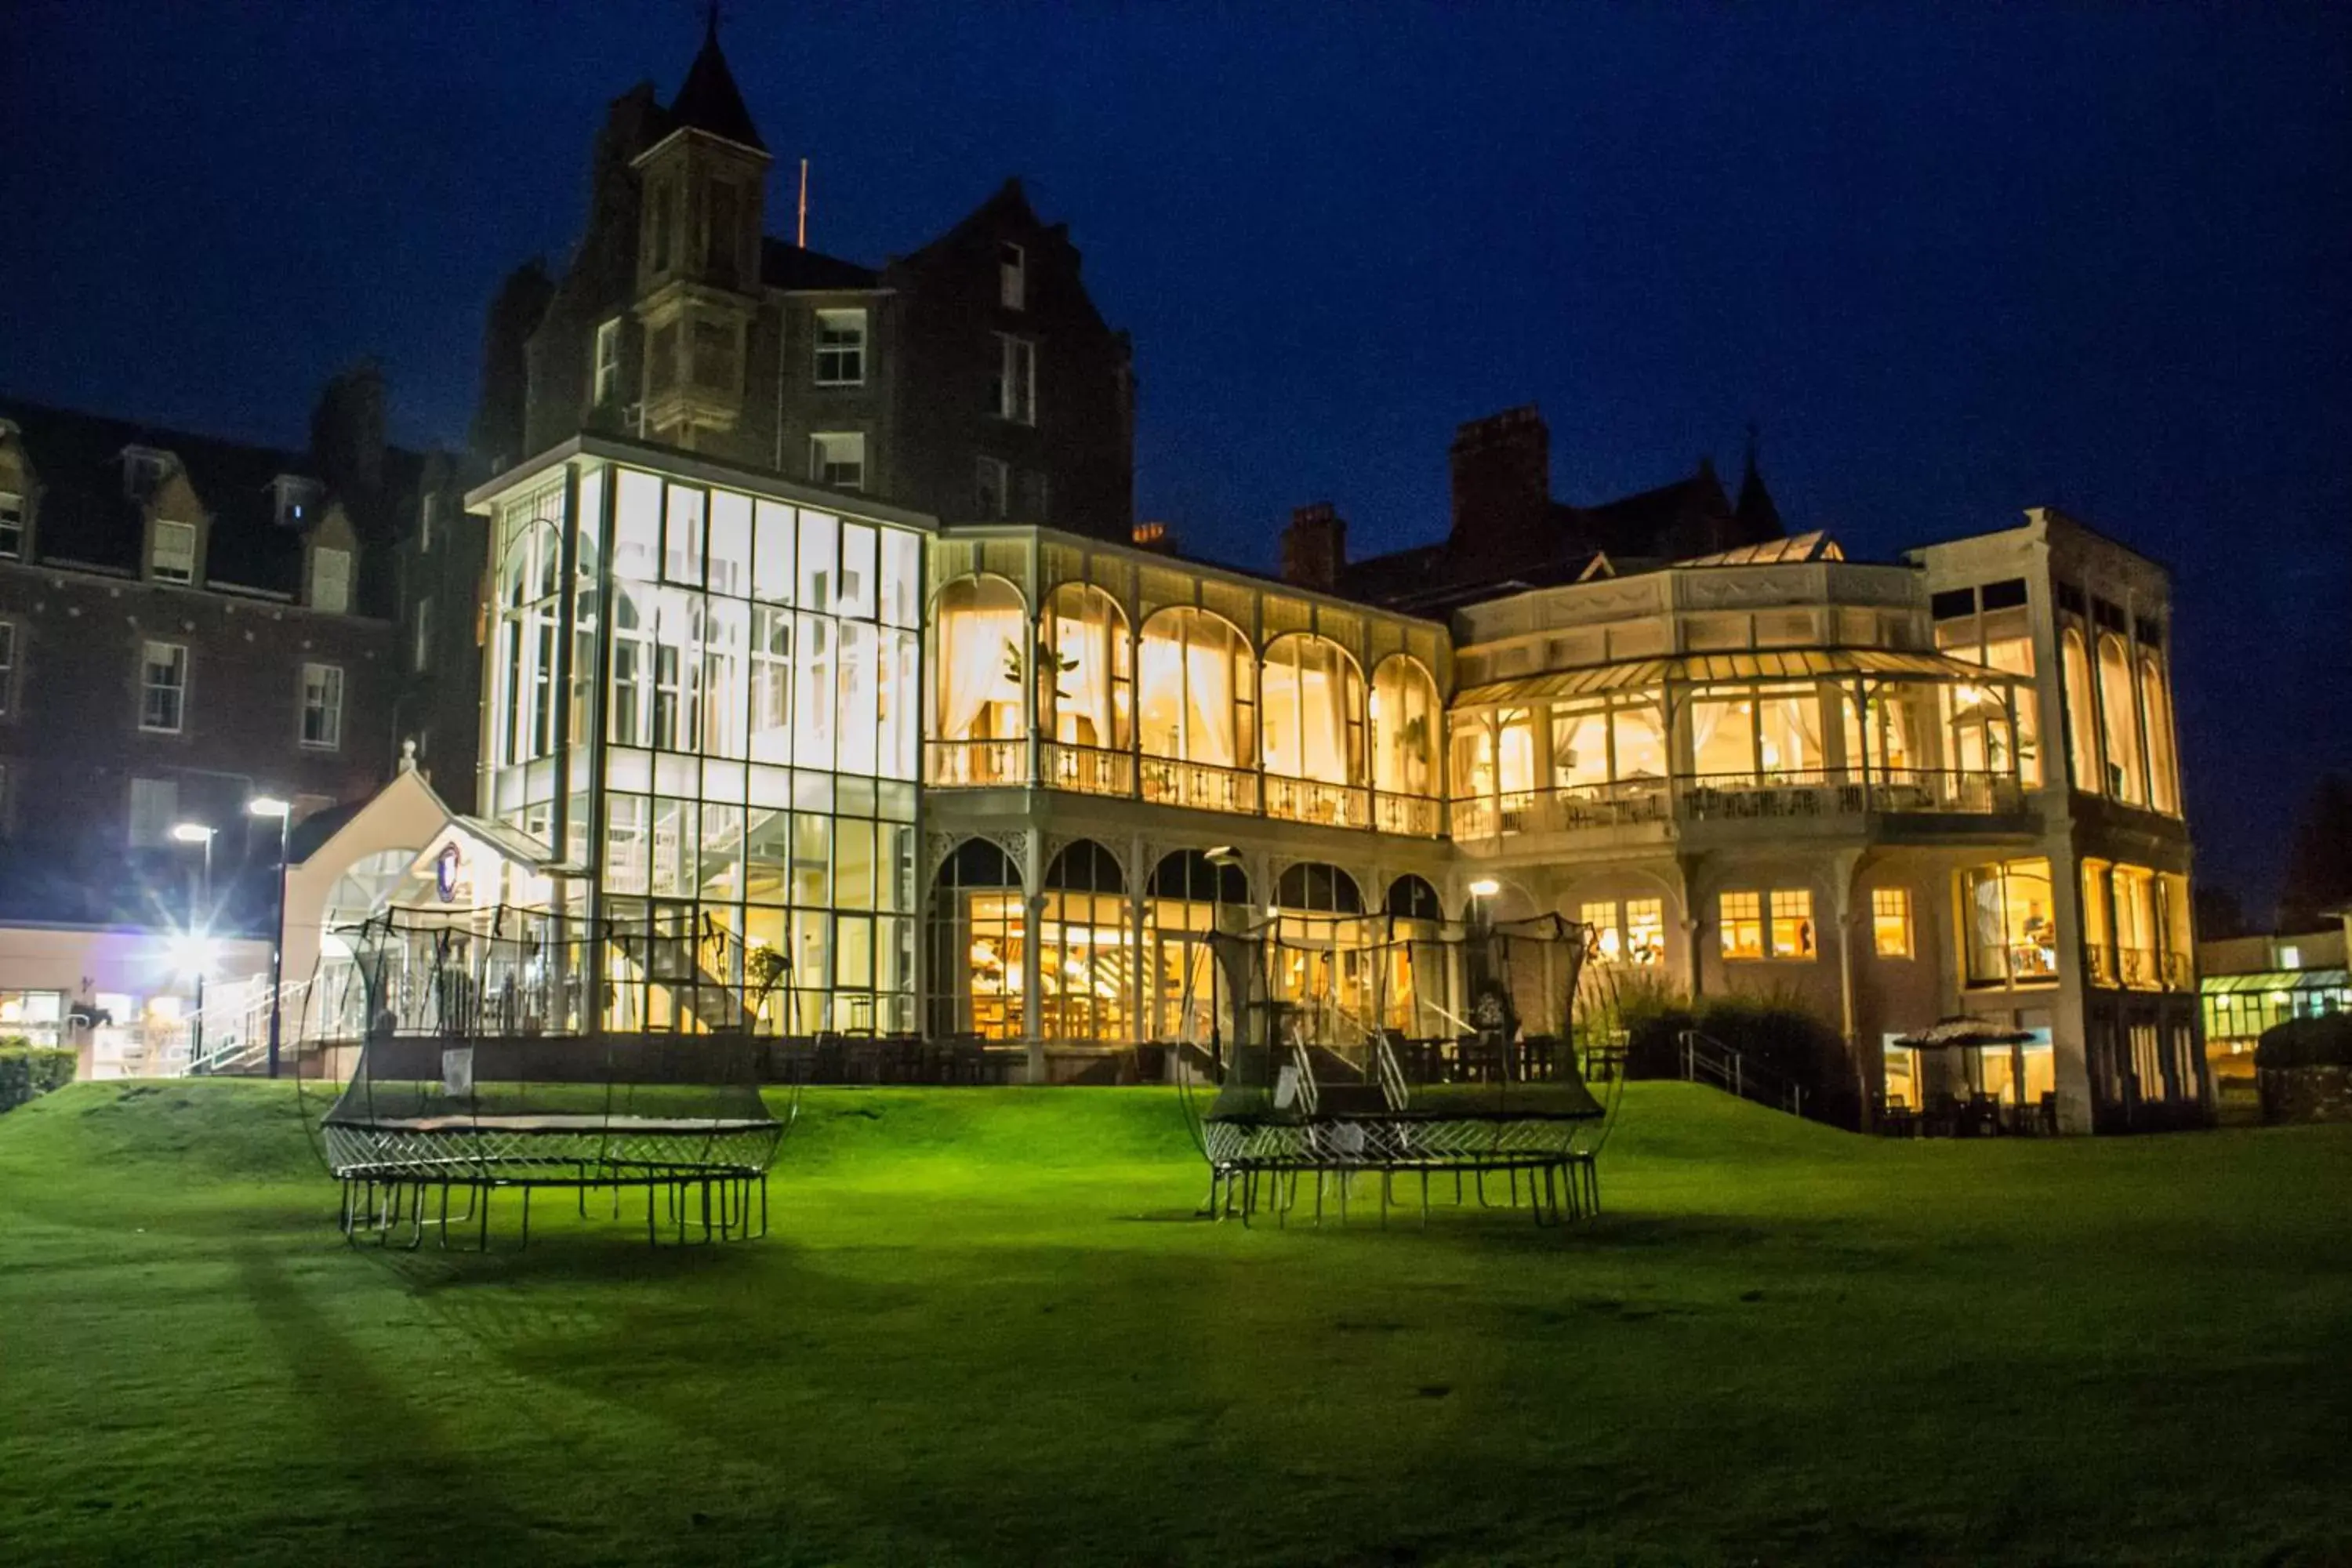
xmin=3 ymin=1081 xmax=2348 ymax=1566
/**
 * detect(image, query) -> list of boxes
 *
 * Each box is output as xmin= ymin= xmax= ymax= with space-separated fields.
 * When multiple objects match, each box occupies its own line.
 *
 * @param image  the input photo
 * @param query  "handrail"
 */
xmin=1675 ymin=1028 xmax=1806 ymax=1117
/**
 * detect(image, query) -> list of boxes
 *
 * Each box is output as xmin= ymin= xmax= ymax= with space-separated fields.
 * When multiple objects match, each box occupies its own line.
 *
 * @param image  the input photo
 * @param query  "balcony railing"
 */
xmin=2160 ymin=950 xmax=2194 ymax=991
xmin=1140 ymin=756 xmax=1260 ymax=815
xmin=1373 ymin=791 xmax=1443 ymax=838
xmin=1454 ymin=768 xmax=2028 ymax=844
xmin=1265 ymin=775 xmax=1371 ymax=829
xmin=2085 ymin=942 xmax=2119 ymax=988
xmin=1966 ymin=942 xmax=2061 ymax=988
xmin=2085 ymin=943 xmax=2193 ymax=993
xmin=927 ymin=738 xmax=1025 ymax=787
xmin=1040 ymin=741 xmax=1134 ymax=799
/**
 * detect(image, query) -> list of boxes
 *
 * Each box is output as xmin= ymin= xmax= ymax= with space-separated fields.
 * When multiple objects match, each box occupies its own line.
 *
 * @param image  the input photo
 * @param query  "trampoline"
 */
xmin=1179 ymin=911 xmax=1623 ymax=1227
xmin=303 ymin=908 xmax=793 ymax=1250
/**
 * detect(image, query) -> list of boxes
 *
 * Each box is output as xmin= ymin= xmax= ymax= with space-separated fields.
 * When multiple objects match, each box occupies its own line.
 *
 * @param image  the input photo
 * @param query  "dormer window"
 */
xmin=123 ymin=448 xmax=169 ymax=500
xmin=310 ymin=546 xmax=350 ymax=615
xmin=274 ymin=476 xmax=323 ymax=529
xmin=151 ymin=520 xmax=196 ymax=585
xmin=999 ymin=242 xmax=1025 ymax=310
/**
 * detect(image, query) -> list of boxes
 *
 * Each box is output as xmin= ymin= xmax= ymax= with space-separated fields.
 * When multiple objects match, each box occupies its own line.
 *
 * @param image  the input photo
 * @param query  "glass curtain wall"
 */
xmin=581 ymin=465 xmax=920 ymax=1035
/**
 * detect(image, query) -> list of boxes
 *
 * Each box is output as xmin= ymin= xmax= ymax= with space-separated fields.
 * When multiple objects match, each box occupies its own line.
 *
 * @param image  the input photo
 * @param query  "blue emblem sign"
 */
xmin=434 ymin=842 xmax=461 ymax=903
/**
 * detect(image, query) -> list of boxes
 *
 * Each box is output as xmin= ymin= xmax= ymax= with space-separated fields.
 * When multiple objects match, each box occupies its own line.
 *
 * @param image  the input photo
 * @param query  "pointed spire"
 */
xmin=668 ymin=9 xmax=768 ymax=154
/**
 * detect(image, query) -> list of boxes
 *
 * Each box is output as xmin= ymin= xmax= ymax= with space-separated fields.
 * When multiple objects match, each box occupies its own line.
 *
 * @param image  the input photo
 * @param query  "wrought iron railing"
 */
xmin=2084 ymin=942 xmax=2119 ymax=988
xmin=926 ymin=738 xmax=1025 ymax=787
xmin=1139 ymin=755 xmax=1260 ymax=815
xmin=1372 ymin=791 xmax=1442 ymax=838
xmin=1040 ymin=741 xmax=1134 ymax=798
xmin=1264 ymin=775 xmax=1371 ymax=829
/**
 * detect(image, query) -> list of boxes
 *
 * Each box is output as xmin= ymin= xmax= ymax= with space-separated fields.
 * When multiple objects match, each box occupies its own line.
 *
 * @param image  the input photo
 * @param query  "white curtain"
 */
xmin=1182 ymin=634 xmax=1236 ymax=766
xmin=940 ymin=594 xmax=1022 ymax=741
xmin=1054 ymin=607 xmax=1111 ymax=747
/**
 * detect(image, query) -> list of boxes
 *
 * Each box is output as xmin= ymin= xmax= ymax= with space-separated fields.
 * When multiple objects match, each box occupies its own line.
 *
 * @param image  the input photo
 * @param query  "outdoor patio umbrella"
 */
xmin=1893 ymin=1015 xmax=2038 ymax=1112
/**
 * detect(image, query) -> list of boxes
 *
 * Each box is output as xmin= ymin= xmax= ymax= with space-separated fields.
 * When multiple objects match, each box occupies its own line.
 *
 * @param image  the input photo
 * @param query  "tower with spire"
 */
xmin=630 ymin=14 xmax=771 ymax=450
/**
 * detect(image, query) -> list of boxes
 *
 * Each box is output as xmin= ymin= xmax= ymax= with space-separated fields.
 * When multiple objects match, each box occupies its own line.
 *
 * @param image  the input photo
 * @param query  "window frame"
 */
xmin=299 ymin=661 xmax=344 ymax=751
xmin=813 ymin=308 xmax=868 ymax=387
xmin=139 ymin=640 xmax=187 ymax=734
xmin=975 ymin=456 xmax=1011 ymax=520
xmin=151 ymin=519 xmax=196 ymax=585
xmin=993 ymin=333 xmax=1036 ymax=425
xmin=128 ymin=775 xmax=178 ymax=848
xmin=999 ymin=241 xmax=1025 ymax=310
xmin=1871 ymin=887 xmax=1914 ymax=959
xmin=1769 ymin=889 xmax=1817 ymax=960
xmin=0 ymin=490 xmax=22 ymax=559
xmin=593 ymin=318 xmax=622 ymax=405
xmin=809 ymin=432 xmax=867 ymax=492
xmin=1719 ymin=891 xmax=1765 ymax=961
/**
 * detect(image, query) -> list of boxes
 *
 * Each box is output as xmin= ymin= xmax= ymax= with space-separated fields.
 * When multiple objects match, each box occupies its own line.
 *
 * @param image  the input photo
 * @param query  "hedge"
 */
xmin=0 ymin=1041 xmax=78 ymax=1113
xmin=2253 ymin=1014 xmax=2352 ymax=1071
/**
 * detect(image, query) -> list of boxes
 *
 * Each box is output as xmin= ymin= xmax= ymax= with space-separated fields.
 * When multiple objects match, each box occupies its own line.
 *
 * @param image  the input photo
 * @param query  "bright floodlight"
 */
xmin=165 ymin=932 xmax=220 ymax=981
xmin=1468 ymin=878 xmax=1501 ymax=898
xmin=248 ymin=797 xmax=292 ymax=819
xmin=170 ymin=822 xmax=216 ymax=844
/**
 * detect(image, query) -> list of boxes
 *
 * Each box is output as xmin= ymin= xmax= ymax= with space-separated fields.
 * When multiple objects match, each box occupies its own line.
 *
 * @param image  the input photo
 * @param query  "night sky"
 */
xmin=3 ymin=2 xmax=2346 ymax=917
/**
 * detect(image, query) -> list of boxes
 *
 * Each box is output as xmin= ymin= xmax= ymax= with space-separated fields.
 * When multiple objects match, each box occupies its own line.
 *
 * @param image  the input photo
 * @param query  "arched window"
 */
xmin=2061 ymin=628 xmax=2099 ymax=793
xmin=1145 ymin=850 xmax=1248 ymax=1045
xmin=1040 ymin=583 xmax=1131 ymax=753
xmin=1275 ymin=862 xmax=1363 ymax=915
xmin=1040 ymin=840 xmax=1128 ymax=1043
xmin=2096 ymin=633 xmax=2143 ymax=804
xmin=1138 ymin=608 xmax=1256 ymax=811
xmin=1385 ymin=874 xmax=1444 ymax=921
xmin=2140 ymin=652 xmax=2179 ymax=815
xmin=1370 ymin=656 xmax=1439 ymax=799
xmin=927 ymin=839 xmax=1022 ymax=1040
xmin=1261 ymin=634 xmax=1365 ymax=786
xmin=493 ymin=516 xmax=563 ymax=766
xmin=931 ymin=576 xmax=1028 ymax=783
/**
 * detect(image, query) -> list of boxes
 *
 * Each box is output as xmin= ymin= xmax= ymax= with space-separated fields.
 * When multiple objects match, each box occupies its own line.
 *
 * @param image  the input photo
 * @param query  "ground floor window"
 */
xmin=0 ymin=989 xmax=65 ymax=1048
xmin=1581 ymin=897 xmax=1665 ymax=966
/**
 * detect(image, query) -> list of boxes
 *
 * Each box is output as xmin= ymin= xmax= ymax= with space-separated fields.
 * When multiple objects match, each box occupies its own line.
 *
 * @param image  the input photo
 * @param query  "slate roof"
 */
xmin=760 ymin=238 xmax=880 ymax=292
xmin=666 ymin=24 xmax=766 ymax=153
xmin=2 ymin=397 xmax=316 ymax=597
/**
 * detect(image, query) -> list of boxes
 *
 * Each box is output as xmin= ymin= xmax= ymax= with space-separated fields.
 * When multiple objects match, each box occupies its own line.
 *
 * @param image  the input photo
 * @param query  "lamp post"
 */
xmin=249 ymin=797 xmax=292 ymax=1079
xmin=171 ymin=822 xmax=216 ymax=1072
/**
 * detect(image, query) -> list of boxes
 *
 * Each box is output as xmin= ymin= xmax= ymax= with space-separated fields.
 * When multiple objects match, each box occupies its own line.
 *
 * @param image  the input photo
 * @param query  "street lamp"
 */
xmin=249 ymin=797 xmax=292 ymax=1079
xmin=172 ymin=822 xmax=215 ymax=1073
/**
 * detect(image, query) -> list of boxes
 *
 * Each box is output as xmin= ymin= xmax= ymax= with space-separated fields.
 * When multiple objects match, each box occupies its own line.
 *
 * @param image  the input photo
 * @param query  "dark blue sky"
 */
xmin=3 ymin=2 xmax=2346 ymax=917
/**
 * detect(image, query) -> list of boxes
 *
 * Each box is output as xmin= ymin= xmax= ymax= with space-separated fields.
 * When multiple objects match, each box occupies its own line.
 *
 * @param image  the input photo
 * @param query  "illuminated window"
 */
xmin=2140 ymin=652 xmax=2179 ymax=815
xmin=1719 ymin=891 xmax=1763 ymax=960
xmin=1962 ymin=858 xmax=2057 ymax=985
xmin=151 ymin=520 xmax=195 ymax=585
xmin=1625 ymin=899 xmax=1664 ymax=965
xmin=1138 ymin=608 xmax=1254 ymax=801
xmin=1260 ymin=634 xmax=1364 ymax=789
xmin=809 ymin=432 xmax=866 ymax=491
xmin=1370 ymin=655 xmax=1440 ymax=800
xmin=1041 ymin=583 xmax=1131 ymax=755
xmin=1770 ymin=890 xmax=1817 ymax=960
xmin=2096 ymin=632 xmax=2143 ymax=804
xmin=2062 ymin=626 xmax=2099 ymax=793
xmin=1871 ymin=887 xmax=1912 ymax=958
xmin=814 ymin=309 xmax=866 ymax=386
xmin=1581 ymin=902 xmax=1621 ymax=962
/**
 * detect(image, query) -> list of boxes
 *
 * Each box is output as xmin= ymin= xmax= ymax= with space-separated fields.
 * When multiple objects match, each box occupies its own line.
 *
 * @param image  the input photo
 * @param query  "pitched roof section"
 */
xmin=666 ymin=22 xmax=766 ymax=154
xmin=0 ymin=397 xmax=317 ymax=590
xmin=760 ymin=238 xmax=879 ymax=291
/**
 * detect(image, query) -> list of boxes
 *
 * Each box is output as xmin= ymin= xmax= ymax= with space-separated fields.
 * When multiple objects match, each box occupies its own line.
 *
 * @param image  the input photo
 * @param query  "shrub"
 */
xmin=2254 ymin=1014 xmax=2352 ymax=1071
xmin=0 ymin=1040 xmax=78 ymax=1113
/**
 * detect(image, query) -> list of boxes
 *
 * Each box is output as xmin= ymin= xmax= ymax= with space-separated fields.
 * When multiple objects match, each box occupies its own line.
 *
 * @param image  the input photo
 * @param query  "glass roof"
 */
xmin=2201 ymin=968 xmax=2352 ymax=995
xmin=1454 ymin=645 xmax=2017 ymax=708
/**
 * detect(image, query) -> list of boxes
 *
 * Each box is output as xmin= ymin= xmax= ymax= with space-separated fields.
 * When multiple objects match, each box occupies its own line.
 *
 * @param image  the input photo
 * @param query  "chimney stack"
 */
xmin=1449 ymin=405 xmax=1551 ymax=568
xmin=1281 ymin=502 xmax=1347 ymax=591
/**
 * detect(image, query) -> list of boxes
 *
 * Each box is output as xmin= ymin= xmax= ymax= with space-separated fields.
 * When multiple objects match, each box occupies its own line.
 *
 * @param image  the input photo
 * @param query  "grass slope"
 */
xmin=2 ymin=1080 xmax=2348 ymax=1566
